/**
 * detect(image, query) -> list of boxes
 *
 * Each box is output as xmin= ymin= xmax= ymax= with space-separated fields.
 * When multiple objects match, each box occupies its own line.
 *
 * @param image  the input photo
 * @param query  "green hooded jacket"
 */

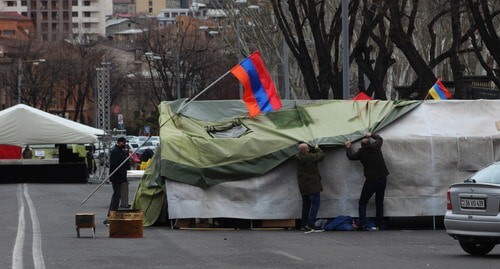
xmin=295 ymin=147 xmax=325 ymax=195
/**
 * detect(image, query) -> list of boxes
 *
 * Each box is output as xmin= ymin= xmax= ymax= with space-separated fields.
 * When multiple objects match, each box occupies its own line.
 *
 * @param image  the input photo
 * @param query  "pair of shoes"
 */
xmin=103 ymin=219 xmax=109 ymax=227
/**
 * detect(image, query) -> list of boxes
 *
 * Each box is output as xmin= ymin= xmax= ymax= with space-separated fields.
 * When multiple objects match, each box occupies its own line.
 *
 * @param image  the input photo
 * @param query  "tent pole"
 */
xmin=81 ymin=70 xmax=231 ymax=205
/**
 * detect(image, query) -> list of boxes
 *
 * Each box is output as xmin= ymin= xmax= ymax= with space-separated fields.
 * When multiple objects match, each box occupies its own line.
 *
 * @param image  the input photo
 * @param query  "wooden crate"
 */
xmin=109 ymin=210 xmax=143 ymax=238
xmin=75 ymin=213 xmax=95 ymax=229
xmin=75 ymin=213 xmax=95 ymax=238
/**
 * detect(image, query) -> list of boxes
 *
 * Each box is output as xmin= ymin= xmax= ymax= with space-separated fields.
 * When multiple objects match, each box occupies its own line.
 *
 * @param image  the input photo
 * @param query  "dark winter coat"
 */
xmin=295 ymin=147 xmax=325 ymax=195
xmin=109 ymin=145 xmax=130 ymax=183
xmin=346 ymin=134 xmax=389 ymax=180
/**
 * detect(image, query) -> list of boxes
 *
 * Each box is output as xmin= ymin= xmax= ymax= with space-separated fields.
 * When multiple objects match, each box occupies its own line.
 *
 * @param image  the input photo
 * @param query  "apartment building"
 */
xmin=0 ymin=0 xmax=112 ymax=42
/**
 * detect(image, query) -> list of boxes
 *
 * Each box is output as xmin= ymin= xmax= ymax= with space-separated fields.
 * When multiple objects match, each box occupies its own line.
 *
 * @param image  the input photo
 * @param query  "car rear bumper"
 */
xmin=445 ymin=211 xmax=500 ymax=240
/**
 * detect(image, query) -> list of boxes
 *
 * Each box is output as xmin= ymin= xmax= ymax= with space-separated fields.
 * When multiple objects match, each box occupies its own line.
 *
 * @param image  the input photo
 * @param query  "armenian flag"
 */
xmin=230 ymin=51 xmax=282 ymax=117
xmin=428 ymin=78 xmax=452 ymax=100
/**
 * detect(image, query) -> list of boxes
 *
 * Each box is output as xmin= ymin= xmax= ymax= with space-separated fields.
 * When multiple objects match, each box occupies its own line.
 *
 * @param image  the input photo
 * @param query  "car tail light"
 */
xmin=446 ymin=188 xmax=452 ymax=210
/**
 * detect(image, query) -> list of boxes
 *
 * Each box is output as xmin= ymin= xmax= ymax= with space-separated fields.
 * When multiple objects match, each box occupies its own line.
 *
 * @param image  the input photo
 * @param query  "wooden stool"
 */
xmin=75 ymin=213 xmax=96 ymax=238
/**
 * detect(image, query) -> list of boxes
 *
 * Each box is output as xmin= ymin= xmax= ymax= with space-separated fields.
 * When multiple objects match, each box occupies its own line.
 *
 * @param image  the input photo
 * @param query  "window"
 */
xmin=206 ymin=121 xmax=250 ymax=138
xmin=72 ymin=12 xmax=78 ymax=17
xmin=83 ymin=12 xmax=91 ymax=17
xmin=84 ymin=23 xmax=91 ymax=28
xmin=72 ymin=23 xmax=79 ymax=28
xmin=72 ymin=0 xmax=78 ymax=6
xmin=21 ymin=1 xmax=27 ymax=6
xmin=51 ymin=12 xmax=58 ymax=20
xmin=83 ymin=1 xmax=91 ymax=6
xmin=2 ymin=30 xmax=16 ymax=36
xmin=7 ymin=1 xmax=17 ymax=7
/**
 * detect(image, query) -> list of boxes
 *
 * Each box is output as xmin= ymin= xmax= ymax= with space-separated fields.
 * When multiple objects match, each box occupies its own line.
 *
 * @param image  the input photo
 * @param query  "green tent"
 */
xmin=132 ymin=99 xmax=420 ymax=225
xmin=158 ymin=99 xmax=420 ymax=188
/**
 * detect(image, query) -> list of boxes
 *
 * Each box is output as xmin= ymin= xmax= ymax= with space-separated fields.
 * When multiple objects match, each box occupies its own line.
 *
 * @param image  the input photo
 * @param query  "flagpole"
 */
xmin=175 ymin=70 xmax=231 ymax=115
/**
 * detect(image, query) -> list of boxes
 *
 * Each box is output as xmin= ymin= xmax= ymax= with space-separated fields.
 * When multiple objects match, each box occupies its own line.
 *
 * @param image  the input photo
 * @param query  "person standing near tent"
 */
xmin=296 ymin=143 xmax=325 ymax=231
xmin=103 ymin=137 xmax=130 ymax=226
xmin=22 ymin=145 xmax=33 ymax=159
xmin=344 ymin=133 xmax=389 ymax=231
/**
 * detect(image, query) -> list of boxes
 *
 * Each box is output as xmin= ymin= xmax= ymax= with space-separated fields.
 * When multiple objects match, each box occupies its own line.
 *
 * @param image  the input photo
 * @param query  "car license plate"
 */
xmin=460 ymin=198 xmax=486 ymax=209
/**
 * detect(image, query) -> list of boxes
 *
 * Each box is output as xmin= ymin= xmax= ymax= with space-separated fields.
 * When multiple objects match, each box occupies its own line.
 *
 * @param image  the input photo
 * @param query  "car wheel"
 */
xmin=458 ymin=240 xmax=495 ymax=256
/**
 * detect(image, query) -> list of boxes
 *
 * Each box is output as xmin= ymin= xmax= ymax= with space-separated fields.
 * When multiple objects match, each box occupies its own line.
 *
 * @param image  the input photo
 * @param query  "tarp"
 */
xmin=158 ymin=99 xmax=420 ymax=188
xmin=134 ymin=100 xmax=500 ymax=222
xmin=0 ymin=104 xmax=105 ymax=145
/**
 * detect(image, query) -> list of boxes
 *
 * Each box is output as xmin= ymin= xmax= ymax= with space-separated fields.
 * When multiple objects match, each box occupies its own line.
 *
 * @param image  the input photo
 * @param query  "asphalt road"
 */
xmin=1 ymin=181 xmax=499 ymax=269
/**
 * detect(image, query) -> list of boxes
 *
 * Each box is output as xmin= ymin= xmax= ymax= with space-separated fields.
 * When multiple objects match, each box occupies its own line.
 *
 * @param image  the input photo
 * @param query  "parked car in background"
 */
xmin=149 ymin=136 xmax=160 ymax=146
xmin=444 ymin=161 xmax=500 ymax=255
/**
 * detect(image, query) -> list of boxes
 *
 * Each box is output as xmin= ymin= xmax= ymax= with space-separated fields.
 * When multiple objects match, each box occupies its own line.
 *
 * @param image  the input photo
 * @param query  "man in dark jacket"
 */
xmin=345 ymin=133 xmax=389 ymax=231
xmin=103 ymin=137 xmax=131 ymax=226
xmin=296 ymin=143 xmax=325 ymax=231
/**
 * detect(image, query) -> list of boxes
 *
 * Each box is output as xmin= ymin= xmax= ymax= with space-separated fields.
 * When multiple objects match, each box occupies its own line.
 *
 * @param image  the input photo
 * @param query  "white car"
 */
xmin=149 ymin=136 xmax=160 ymax=146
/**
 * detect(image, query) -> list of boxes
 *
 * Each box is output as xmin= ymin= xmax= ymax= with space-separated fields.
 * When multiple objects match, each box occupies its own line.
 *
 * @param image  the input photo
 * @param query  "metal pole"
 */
xmin=81 ymin=69 xmax=232 ymax=204
xmin=236 ymin=17 xmax=243 ymax=98
xmin=342 ymin=0 xmax=350 ymax=100
xmin=176 ymin=53 xmax=181 ymax=99
xmin=283 ymin=40 xmax=290 ymax=100
xmin=17 ymin=59 xmax=22 ymax=104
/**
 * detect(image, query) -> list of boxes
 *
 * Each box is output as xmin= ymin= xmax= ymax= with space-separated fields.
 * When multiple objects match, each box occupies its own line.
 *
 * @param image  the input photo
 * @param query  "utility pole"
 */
xmin=342 ymin=0 xmax=350 ymax=100
xmin=95 ymin=61 xmax=111 ymax=132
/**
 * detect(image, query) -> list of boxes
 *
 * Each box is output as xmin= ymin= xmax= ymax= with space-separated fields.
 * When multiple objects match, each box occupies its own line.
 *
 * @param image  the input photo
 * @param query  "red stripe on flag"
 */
xmin=230 ymin=65 xmax=261 ymax=117
xmin=248 ymin=52 xmax=282 ymax=110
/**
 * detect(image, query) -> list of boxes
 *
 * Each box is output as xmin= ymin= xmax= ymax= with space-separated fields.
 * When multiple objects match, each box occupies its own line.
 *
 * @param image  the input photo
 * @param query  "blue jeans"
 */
xmin=301 ymin=193 xmax=321 ymax=228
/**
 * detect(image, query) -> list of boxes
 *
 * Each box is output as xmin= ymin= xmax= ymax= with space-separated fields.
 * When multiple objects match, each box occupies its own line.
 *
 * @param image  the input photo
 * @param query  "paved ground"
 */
xmin=1 ymin=181 xmax=499 ymax=269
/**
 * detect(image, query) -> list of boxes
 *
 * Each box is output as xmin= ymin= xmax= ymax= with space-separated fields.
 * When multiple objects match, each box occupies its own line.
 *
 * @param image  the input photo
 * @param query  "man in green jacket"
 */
xmin=296 ymin=143 xmax=325 ymax=231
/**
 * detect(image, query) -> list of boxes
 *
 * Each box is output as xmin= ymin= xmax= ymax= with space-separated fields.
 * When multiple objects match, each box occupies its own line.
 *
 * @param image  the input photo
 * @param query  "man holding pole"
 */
xmin=103 ymin=137 xmax=130 ymax=226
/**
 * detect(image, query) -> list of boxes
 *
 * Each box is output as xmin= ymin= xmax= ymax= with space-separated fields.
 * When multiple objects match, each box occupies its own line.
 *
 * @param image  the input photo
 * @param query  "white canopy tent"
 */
xmin=0 ymin=104 xmax=105 ymax=145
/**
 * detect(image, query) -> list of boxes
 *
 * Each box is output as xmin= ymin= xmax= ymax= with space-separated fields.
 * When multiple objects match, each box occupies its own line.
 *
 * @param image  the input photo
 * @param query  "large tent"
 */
xmin=133 ymin=99 xmax=500 ymax=224
xmin=0 ymin=104 xmax=104 ymax=145
xmin=0 ymin=104 xmax=105 ymax=183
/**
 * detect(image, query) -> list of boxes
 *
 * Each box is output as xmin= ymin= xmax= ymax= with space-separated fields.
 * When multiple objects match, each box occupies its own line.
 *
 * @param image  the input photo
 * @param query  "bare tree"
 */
xmin=270 ymin=0 xmax=351 ymax=99
xmin=467 ymin=0 xmax=500 ymax=89
xmin=137 ymin=17 xmax=233 ymax=112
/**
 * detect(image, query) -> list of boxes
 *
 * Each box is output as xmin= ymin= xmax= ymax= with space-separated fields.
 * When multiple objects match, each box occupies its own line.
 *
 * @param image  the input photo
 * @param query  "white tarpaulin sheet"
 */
xmin=0 ymin=104 xmax=105 ymax=145
xmin=166 ymin=100 xmax=500 ymax=219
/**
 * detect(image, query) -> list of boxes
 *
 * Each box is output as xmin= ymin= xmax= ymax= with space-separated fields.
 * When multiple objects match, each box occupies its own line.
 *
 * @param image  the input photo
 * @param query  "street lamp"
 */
xmin=18 ymin=58 xmax=46 ymax=104
xmin=234 ymin=3 xmax=259 ymax=98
